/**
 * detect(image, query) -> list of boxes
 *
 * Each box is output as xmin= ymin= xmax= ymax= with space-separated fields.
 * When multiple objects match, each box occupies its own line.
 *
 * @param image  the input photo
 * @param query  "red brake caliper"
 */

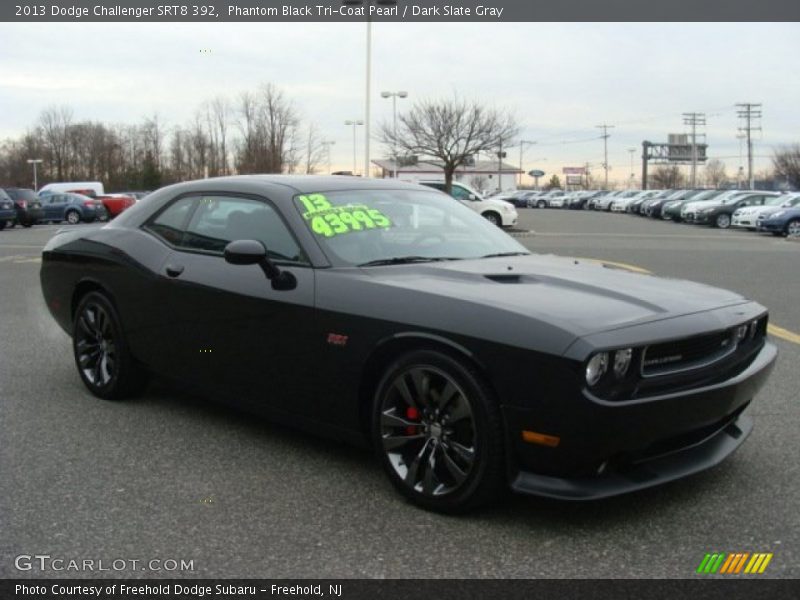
xmin=405 ymin=406 xmax=420 ymax=435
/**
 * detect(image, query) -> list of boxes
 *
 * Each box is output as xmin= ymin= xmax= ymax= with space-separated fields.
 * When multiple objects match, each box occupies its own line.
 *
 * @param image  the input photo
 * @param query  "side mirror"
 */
xmin=468 ymin=194 xmax=477 ymax=201
xmin=224 ymin=239 xmax=296 ymax=291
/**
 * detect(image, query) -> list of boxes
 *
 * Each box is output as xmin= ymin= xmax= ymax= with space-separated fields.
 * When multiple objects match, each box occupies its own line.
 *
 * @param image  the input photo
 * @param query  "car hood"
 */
xmin=486 ymin=198 xmax=515 ymax=209
xmin=342 ymin=254 xmax=750 ymax=355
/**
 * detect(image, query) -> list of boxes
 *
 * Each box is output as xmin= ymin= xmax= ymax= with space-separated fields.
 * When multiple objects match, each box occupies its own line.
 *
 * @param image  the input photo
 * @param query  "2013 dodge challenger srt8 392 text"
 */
xmin=40 ymin=176 xmax=777 ymax=512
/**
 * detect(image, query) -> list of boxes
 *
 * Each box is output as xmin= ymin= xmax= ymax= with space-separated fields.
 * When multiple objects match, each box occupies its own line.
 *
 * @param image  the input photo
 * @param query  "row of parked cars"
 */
xmin=601 ymin=188 xmax=800 ymax=236
xmin=0 ymin=183 xmax=148 ymax=230
xmin=488 ymin=187 xmax=800 ymax=236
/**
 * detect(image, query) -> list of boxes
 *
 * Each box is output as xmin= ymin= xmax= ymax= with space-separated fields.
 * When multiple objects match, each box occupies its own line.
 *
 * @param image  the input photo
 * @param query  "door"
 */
xmin=157 ymin=193 xmax=318 ymax=414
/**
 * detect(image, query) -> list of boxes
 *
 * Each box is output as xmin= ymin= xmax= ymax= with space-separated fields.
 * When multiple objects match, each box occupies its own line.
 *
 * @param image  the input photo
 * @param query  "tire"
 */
xmin=0 ymin=220 xmax=4 ymax=231
xmin=73 ymin=291 xmax=148 ymax=400
xmin=22 ymin=219 xmax=32 ymax=228
xmin=715 ymin=213 xmax=731 ymax=229
xmin=537 ymin=200 xmax=546 ymax=209
xmin=371 ymin=350 xmax=505 ymax=513
xmin=66 ymin=210 xmax=81 ymax=225
xmin=482 ymin=211 xmax=501 ymax=227
xmin=786 ymin=219 xmax=800 ymax=237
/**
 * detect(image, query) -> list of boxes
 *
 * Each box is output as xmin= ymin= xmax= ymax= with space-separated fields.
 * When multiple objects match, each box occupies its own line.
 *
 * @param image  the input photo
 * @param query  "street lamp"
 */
xmin=381 ymin=90 xmax=408 ymax=179
xmin=518 ymin=140 xmax=536 ymax=187
xmin=321 ymin=140 xmax=336 ymax=175
xmin=26 ymin=159 xmax=43 ymax=191
xmin=344 ymin=120 xmax=364 ymax=175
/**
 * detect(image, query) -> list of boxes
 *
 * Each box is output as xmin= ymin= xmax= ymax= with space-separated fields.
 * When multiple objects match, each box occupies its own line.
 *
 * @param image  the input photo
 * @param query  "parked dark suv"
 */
xmin=2 ymin=188 xmax=44 ymax=227
xmin=0 ymin=188 xmax=16 ymax=229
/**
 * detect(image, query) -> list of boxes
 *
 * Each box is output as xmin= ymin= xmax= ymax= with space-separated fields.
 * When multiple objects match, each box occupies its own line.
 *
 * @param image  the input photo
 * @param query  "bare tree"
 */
xmin=704 ymin=159 xmax=728 ymax=189
xmin=39 ymin=106 xmax=73 ymax=180
xmin=235 ymin=84 xmax=299 ymax=174
xmin=650 ymin=165 xmax=686 ymax=189
xmin=772 ymin=144 xmax=800 ymax=188
xmin=303 ymin=123 xmax=326 ymax=174
xmin=380 ymin=96 xmax=519 ymax=193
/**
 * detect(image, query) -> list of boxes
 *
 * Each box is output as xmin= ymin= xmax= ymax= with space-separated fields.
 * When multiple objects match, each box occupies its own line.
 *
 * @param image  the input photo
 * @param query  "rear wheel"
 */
xmin=73 ymin=292 xmax=147 ymax=400
xmin=66 ymin=210 xmax=80 ymax=225
xmin=372 ymin=350 xmax=505 ymax=513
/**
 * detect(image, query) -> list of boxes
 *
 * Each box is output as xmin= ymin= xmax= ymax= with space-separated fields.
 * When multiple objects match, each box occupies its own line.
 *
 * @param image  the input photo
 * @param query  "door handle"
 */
xmin=165 ymin=264 xmax=184 ymax=278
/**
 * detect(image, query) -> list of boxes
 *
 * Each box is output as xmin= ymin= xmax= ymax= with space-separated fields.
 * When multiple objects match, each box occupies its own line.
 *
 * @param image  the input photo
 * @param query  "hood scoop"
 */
xmin=484 ymin=273 xmax=533 ymax=284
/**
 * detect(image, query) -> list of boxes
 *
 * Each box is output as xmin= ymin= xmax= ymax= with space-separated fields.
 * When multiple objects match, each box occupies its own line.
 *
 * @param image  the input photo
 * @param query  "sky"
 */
xmin=1 ymin=21 xmax=798 ymax=185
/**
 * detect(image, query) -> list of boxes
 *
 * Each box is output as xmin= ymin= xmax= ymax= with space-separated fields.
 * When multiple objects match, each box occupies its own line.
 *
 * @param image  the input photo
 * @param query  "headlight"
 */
xmin=613 ymin=348 xmax=633 ymax=378
xmin=772 ymin=211 xmax=785 ymax=219
xmin=735 ymin=324 xmax=748 ymax=342
xmin=585 ymin=352 xmax=609 ymax=386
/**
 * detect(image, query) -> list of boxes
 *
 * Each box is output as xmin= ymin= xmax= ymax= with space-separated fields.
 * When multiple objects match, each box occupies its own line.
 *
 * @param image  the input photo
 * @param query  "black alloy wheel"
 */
xmin=73 ymin=292 xmax=147 ymax=400
xmin=372 ymin=350 xmax=504 ymax=512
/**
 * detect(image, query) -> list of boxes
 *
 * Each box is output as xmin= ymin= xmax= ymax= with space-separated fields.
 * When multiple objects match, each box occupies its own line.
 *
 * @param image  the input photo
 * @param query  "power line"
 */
xmin=736 ymin=103 xmax=762 ymax=190
xmin=682 ymin=112 xmax=706 ymax=187
xmin=596 ymin=124 xmax=615 ymax=188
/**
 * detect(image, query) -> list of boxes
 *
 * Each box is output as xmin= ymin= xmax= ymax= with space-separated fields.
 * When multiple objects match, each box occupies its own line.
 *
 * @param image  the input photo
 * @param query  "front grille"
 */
xmin=641 ymin=330 xmax=736 ymax=377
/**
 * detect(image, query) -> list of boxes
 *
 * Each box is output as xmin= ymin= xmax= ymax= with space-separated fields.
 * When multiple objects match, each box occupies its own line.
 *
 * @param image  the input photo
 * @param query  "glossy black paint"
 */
xmin=40 ymin=175 xmax=778 ymax=499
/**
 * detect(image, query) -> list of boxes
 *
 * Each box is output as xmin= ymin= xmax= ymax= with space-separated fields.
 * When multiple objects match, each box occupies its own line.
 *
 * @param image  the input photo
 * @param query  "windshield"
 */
xmin=293 ymin=189 xmax=527 ymax=267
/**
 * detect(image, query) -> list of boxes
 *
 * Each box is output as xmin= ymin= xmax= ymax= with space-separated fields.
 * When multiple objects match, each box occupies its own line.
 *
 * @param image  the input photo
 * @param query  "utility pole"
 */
xmin=497 ymin=139 xmax=506 ymax=193
xmin=682 ymin=112 xmax=706 ymax=187
xmin=596 ymin=124 xmax=615 ymax=188
xmin=736 ymin=103 xmax=762 ymax=190
xmin=627 ymin=148 xmax=636 ymax=189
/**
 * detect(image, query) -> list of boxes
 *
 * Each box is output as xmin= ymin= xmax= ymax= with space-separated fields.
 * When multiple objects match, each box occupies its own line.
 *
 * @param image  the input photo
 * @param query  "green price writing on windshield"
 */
xmin=296 ymin=194 xmax=392 ymax=238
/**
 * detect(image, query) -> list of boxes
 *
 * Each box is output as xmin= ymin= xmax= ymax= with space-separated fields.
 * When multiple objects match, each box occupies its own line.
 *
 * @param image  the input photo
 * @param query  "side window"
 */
xmin=450 ymin=185 xmax=472 ymax=200
xmin=144 ymin=196 xmax=196 ymax=246
xmin=182 ymin=195 xmax=306 ymax=263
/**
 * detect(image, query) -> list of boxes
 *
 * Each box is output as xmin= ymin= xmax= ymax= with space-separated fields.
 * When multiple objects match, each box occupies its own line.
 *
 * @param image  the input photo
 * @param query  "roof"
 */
xmin=372 ymin=159 xmax=522 ymax=174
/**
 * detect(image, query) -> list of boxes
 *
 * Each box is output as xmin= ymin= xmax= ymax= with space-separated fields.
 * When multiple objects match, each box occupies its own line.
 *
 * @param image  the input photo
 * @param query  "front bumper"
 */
xmin=758 ymin=220 xmax=784 ymax=233
xmin=505 ymin=341 xmax=777 ymax=500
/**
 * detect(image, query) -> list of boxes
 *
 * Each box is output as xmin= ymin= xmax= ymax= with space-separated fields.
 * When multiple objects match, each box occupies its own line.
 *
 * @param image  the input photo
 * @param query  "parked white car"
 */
xmin=732 ymin=193 xmax=800 ymax=230
xmin=419 ymin=181 xmax=518 ymax=227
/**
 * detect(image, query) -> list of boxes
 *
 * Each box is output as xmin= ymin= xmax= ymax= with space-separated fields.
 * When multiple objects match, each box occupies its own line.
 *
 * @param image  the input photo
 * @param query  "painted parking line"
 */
xmin=767 ymin=324 xmax=800 ymax=345
xmin=578 ymin=257 xmax=800 ymax=346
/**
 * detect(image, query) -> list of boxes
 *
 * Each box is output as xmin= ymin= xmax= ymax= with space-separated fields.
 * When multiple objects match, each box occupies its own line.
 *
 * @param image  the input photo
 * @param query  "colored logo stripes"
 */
xmin=697 ymin=552 xmax=773 ymax=574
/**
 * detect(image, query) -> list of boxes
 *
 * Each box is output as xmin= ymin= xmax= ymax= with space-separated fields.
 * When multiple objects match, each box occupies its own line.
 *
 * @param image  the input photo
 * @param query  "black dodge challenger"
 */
xmin=40 ymin=175 xmax=777 ymax=512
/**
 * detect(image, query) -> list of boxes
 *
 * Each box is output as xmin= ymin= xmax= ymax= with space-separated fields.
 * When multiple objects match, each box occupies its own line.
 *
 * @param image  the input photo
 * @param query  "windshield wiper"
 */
xmin=357 ymin=256 xmax=459 ymax=267
xmin=480 ymin=251 xmax=530 ymax=258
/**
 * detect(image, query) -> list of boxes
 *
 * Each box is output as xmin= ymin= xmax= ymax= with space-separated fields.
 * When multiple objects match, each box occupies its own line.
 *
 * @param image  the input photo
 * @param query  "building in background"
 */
xmin=372 ymin=158 xmax=521 ymax=194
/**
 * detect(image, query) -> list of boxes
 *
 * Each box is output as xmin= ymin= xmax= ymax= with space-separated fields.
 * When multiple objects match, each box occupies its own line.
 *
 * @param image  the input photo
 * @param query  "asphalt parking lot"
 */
xmin=1 ymin=210 xmax=798 ymax=579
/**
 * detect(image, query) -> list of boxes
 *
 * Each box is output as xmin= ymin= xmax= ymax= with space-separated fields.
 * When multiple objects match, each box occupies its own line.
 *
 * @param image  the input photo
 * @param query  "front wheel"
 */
xmin=73 ymin=292 xmax=148 ymax=400
xmin=372 ymin=350 xmax=505 ymax=513
xmin=786 ymin=219 xmax=800 ymax=236
xmin=715 ymin=213 xmax=731 ymax=229
xmin=482 ymin=211 xmax=501 ymax=227
xmin=537 ymin=200 xmax=546 ymax=208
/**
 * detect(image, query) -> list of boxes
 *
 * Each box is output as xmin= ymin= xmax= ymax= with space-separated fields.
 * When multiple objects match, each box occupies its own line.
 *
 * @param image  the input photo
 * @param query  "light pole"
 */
xmin=321 ymin=140 xmax=336 ymax=174
xmin=26 ymin=159 xmax=43 ymax=191
xmin=344 ymin=120 xmax=364 ymax=175
xmin=628 ymin=148 xmax=636 ymax=189
xmin=381 ymin=91 xmax=408 ymax=179
xmin=518 ymin=140 xmax=536 ymax=187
